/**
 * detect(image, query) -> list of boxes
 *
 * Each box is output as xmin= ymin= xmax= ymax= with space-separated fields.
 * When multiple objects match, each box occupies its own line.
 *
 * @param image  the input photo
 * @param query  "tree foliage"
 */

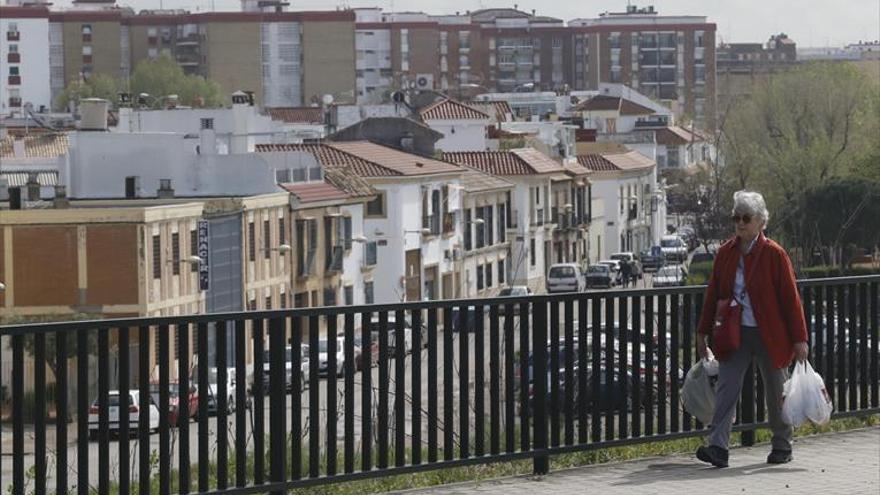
xmin=56 ymin=55 xmax=225 ymax=111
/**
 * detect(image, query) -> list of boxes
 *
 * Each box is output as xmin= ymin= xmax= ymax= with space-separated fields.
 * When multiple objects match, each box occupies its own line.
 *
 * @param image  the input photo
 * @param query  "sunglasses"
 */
xmin=731 ymin=214 xmax=752 ymax=224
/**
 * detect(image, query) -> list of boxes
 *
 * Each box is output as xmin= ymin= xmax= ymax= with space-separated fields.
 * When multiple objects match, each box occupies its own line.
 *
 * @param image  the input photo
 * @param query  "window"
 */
xmin=278 ymin=217 xmax=286 ymax=245
xmin=248 ymin=221 xmax=255 ymax=261
xmin=485 ymin=262 xmax=493 ymax=288
xmin=190 ymin=229 xmax=198 ymax=272
xmin=366 ymin=192 xmax=385 ymax=217
xmin=476 ymin=266 xmax=484 ymax=290
xmin=464 ymin=209 xmax=473 ymax=251
xmin=152 ymin=235 xmax=161 ymax=279
xmin=323 ymin=288 xmax=337 ymax=307
xmin=364 ymin=242 xmax=377 ymax=266
xmin=475 ymin=207 xmax=485 ymax=249
xmin=265 ymin=296 xmax=272 ymax=310
xmin=172 ymin=232 xmax=180 ymax=275
xmin=343 ymin=217 xmax=352 ymax=249
xmin=200 ymin=118 xmax=214 ymax=130
xmin=498 ymin=259 xmax=505 ymax=285
xmin=82 ymin=46 xmax=92 ymax=56
xmin=9 ymin=67 xmax=19 ymax=76
xmin=344 ymin=285 xmax=354 ymax=306
xmin=263 ymin=219 xmax=271 ymax=257
xmin=81 ymin=24 xmax=92 ymax=35
xmin=530 ymin=239 xmax=536 ymax=266
xmin=364 ymin=282 xmax=374 ymax=304
xmin=8 ymin=44 xmax=17 ymax=53
xmin=498 ymin=203 xmax=506 ymax=239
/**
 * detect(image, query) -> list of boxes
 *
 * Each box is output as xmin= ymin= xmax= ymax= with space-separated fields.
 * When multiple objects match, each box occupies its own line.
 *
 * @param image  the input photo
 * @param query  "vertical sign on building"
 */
xmin=198 ymin=220 xmax=210 ymax=291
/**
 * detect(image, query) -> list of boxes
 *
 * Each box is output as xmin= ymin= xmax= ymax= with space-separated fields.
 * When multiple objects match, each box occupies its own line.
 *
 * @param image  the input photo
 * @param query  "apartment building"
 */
xmin=0 ymin=6 xmax=51 ymax=117
xmin=569 ymin=4 xmax=717 ymax=129
xmin=716 ymin=34 xmax=798 ymax=119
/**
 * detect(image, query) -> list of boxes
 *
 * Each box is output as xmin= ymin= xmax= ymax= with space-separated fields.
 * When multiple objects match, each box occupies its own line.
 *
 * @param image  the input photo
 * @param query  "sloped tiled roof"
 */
xmin=655 ymin=126 xmax=693 ymax=145
xmin=459 ymin=169 xmax=515 ymax=193
xmin=419 ymin=99 xmax=490 ymax=121
xmin=563 ymin=161 xmax=592 ymax=177
xmin=280 ymin=181 xmax=349 ymax=204
xmin=322 ymin=166 xmax=377 ymax=198
xmin=441 ymin=148 xmax=566 ymax=176
xmin=576 ymin=150 xmax=655 ymax=173
xmin=0 ymin=134 xmax=69 ymax=158
xmin=575 ymin=95 xmax=655 ymax=116
xmin=257 ymin=141 xmax=461 ymax=178
xmin=469 ymin=101 xmax=514 ymax=123
xmin=265 ymin=107 xmax=324 ymax=124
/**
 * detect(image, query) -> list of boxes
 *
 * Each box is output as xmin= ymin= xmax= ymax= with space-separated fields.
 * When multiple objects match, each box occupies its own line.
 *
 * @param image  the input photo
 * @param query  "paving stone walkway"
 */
xmin=392 ymin=427 xmax=880 ymax=495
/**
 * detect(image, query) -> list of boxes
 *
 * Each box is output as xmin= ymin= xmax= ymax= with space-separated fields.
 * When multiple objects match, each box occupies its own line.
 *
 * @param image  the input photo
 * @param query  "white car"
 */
xmin=318 ymin=337 xmax=346 ymax=376
xmin=88 ymin=390 xmax=160 ymax=440
xmin=371 ymin=314 xmax=416 ymax=354
xmin=547 ymin=263 xmax=586 ymax=293
xmin=660 ymin=235 xmax=688 ymax=262
xmin=206 ymin=367 xmax=239 ymax=414
xmin=260 ymin=345 xmax=310 ymax=393
xmin=653 ymin=264 xmax=688 ymax=287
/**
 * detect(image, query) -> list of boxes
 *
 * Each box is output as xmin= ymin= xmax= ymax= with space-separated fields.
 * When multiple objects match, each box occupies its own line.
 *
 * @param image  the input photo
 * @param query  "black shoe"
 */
xmin=767 ymin=449 xmax=793 ymax=464
xmin=696 ymin=445 xmax=729 ymax=468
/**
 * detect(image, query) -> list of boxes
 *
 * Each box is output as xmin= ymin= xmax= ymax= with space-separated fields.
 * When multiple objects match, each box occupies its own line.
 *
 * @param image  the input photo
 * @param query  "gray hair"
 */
xmin=732 ymin=190 xmax=769 ymax=226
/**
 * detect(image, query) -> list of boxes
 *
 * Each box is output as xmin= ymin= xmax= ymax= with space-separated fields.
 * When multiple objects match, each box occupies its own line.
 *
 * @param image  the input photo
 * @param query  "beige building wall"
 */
xmin=302 ymin=21 xmax=356 ymax=105
xmin=61 ymin=20 xmax=123 ymax=86
xmin=202 ymin=21 xmax=262 ymax=105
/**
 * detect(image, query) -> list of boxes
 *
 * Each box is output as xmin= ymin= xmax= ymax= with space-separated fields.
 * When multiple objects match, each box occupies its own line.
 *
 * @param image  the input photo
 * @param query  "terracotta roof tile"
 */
xmin=280 ymin=181 xmax=350 ymax=204
xmin=576 ymin=151 xmax=655 ymax=173
xmin=459 ymin=169 xmax=515 ymax=193
xmin=420 ymin=99 xmax=490 ymax=121
xmin=265 ymin=107 xmax=324 ymax=124
xmin=655 ymin=126 xmax=693 ymax=145
xmin=469 ymin=101 xmax=513 ymax=122
xmin=441 ymin=148 xmax=566 ymax=176
xmin=0 ymin=134 xmax=69 ymax=158
xmin=322 ymin=167 xmax=377 ymax=198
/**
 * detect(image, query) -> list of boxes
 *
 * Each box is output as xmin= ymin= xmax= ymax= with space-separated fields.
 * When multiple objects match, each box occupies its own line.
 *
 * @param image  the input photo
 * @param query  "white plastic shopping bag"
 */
xmin=782 ymin=361 xmax=833 ymax=427
xmin=681 ymin=351 xmax=719 ymax=425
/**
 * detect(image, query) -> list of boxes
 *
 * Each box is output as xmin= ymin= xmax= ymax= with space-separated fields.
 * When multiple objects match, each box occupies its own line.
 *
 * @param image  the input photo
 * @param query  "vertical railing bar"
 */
xmin=56 ymin=331 xmax=69 ymax=495
xmin=532 ymin=299 xmax=549 ymax=475
xmin=343 ymin=312 xmax=355 ymax=473
xmin=489 ymin=304 xmax=500 ymax=455
xmin=693 ymin=293 xmax=704 ymax=430
xmin=361 ymin=311 xmax=373 ymax=472
xmin=459 ymin=305 xmax=470 ymax=460
xmin=308 ymin=314 xmax=320 ymax=478
xmin=657 ymin=294 xmax=668 ymax=435
xmin=77 ymin=328 xmax=89 ymax=495
xmin=158 ymin=324 xmax=170 ymax=495
xmin=825 ymin=286 xmax=836 ymax=407
xmin=870 ymin=282 xmax=879 ymax=408
xmin=140 ymin=326 xmax=152 ymax=495
xmin=327 ymin=314 xmax=339 ymax=476
xmin=235 ymin=319 xmax=248 ymax=487
xmin=253 ymin=318 xmax=266 ymax=485
xmin=504 ymin=303 xmax=515 ymax=454
xmin=563 ymin=299 xmax=574 ymax=446
xmin=577 ymin=299 xmax=588 ymax=443
xmin=632 ymin=295 xmax=643 ymax=437
xmin=12 ymin=335 xmax=25 ymax=493
xmin=604 ymin=296 xmax=614 ymax=441
xmin=519 ymin=300 xmax=530 ymax=451
xmin=549 ymin=300 xmax=560 ymax=447
xmin=34 ymin=332 xmax=47 ymax=495
xmin=644 ymin=296 xmax=655 ymax=436
xmin=590 ymin=296 xmax=602 ymax=442
xmin=617 ymin=296 xmax=628 ymax=440
xmin=394 ymin=309 xmax=406 ymax=467
xmin=197 ymin=322 xmax=210 ymax=493
xmin=837 ymin=285 xmax=847 ymax=411
xmin=474 ymin=304 xmax=486 ymax=457
xmin=291 ymin=316 xmax=302 ymax=480
xmin=411 ymin=309 xmax=423 ymax=465
xmin=98 ymin=328 xmax=111 ymax=495
xmin=269 ymin=316 xmax=287 ymax=492
xmin=443 ymin=306 xmax=454 ymax=461
xmin=178 ymin=322 xmax=191 ymax=493
xmin=670 ymin=294 xmax=680 ymax=434
xmin=378 ymin=310 xmax=389 ymax=468
xmin=681 ymin=294 xmax=693 ymax=432
xmin=848 ymin=284 xmax=858 ymax=411
xmin=216 ymin=321 xmax=229 ymax=490
xmin=427 ymin=308 xmax=438 ymax=463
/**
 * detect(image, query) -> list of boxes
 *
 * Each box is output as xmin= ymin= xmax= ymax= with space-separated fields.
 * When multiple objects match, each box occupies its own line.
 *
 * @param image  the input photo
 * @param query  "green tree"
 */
xmin=129 ymin=55 xmax=224 ymax=108
xmin=56 ymin=73 xmax=121 ymax=111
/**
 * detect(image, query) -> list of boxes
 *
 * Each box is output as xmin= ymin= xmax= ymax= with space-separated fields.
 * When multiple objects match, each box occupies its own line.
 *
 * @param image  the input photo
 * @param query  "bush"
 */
xmin=800 ymin=265 xmax=880 ymax=279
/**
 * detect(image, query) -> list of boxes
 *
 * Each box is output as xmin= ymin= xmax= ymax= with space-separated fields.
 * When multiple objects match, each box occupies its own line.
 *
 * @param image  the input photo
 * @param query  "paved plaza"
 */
xmin=394 ymin=427 xmax=880 ymax=495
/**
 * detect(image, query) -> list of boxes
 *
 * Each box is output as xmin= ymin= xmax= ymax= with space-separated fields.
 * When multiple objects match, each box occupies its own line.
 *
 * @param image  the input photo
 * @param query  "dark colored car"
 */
xmin=585 ymin=264 xmax=613 ymax=289
xmin=639 ymin=246 xmax=665 ymax=272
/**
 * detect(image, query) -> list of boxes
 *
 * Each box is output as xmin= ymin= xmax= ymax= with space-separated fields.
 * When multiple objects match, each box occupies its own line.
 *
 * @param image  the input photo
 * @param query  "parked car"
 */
xmin=337 ymin=332 xmax=369 ymax=370
xmin=88 ymin=390 xmax=160 ymax=440
xmin=371 ymin=314 xmax=423 ymax=353
xmin=660 ymin=235 xmax=688 ymax=262
xmin=204 ymin=367 xmax=241 ymax=415
xmin=585 ymin=264 xmax=613 ymax=289
xmin=547 ymin=263 xmax=586 ymax=293
xmin=258 ymin=345 xmax=310 ymax=394
xmin=598 ymin=260 xmax=622 ymax=285
xmin=149 ymin=381 xmax=198 ymax=426
xmin=610 ymin=252 xmax=643 ymax=279
xmin=653 ymin=264 xmax=688 ymax=287
xmin=497 ymin=286 xmax=532 ymax=315
xmin=640 ymin=246 xmax=666 ymax=272
xmin=317 ymin=337 xmax=346 ymax=376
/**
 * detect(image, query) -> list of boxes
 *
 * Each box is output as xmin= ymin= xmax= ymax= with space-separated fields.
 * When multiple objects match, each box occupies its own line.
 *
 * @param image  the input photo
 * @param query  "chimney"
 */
xmin=230 ymin=91 xmax=251 ymax=154
xmin=12 ymin=137 xmax=26 ymax=158
xmin=157 ymin=178 xmax=174 ymax=199
xmin=9 ymin=187 xmax=22 ymax=210
xmin=125 ymin=176 xmax=141 ymax=198
xmin=26 ymin=173 xmax=40 ymax=201
xmin=78 ymin=98 xmax=110 ymax=131
xmin=53 ymin=184 xmax=69 ymax=209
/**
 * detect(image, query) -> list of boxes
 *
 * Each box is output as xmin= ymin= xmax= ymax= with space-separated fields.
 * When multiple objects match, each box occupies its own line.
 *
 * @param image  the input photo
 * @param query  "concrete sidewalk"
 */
xmin=392 ymin=427 xmax=880 ymax=495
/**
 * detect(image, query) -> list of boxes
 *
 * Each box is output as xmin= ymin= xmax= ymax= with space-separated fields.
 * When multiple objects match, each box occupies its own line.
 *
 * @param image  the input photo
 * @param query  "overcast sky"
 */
xmin=51 ymin=0 xmax=880 ymax=47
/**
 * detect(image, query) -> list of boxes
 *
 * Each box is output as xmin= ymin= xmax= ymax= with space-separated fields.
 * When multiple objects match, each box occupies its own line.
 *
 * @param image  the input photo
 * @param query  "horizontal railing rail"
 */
xmin=1 ymin=275 xmax=878 ymax=494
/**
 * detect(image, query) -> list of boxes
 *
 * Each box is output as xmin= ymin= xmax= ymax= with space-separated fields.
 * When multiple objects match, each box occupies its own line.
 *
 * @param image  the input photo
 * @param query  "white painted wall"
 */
xmin=341 ymin=202 xmax=367 ymax=305
xmin=426 ymin=119 xmax=489 ymax=151
xmin=590 ymin=167 xmax=659 ymax=259
xmin=261 ymin=21 xmax=303 ymax=107
xmin=66 ymin=132 xmax=280 ymax=199
xmin=460 ymin=189 xmax=510 ymax=297
xmin=504 ymin=177 xmax=552 ymax=292
xmin=0 ymin=15 xmax=51 ymax=117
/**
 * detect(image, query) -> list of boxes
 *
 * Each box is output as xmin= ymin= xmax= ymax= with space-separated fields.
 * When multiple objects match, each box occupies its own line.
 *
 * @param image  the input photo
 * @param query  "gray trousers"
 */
xmin=708 ymin=326 xmax=793 ymax=451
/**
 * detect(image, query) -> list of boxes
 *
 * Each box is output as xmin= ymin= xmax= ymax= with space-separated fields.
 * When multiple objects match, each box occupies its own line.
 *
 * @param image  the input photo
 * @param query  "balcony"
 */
xmin=326 ymin=245 xmax=344 ymax=273
xmin=7 ymin=52 xmax=20 ymax=63
xmin=176 ymin=33 xmax=200 ymax=45
xmin=298 ymin=250 xmax=316 ymax=277
xmin=8 ymin=75 xmax=21 ymax=86
xmin=7 ymin=31 xmax=20 ymax=41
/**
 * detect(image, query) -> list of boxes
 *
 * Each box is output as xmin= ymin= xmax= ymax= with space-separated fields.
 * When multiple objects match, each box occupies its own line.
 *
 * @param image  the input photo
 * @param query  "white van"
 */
xmin=547 ymin=263 xmax=586 ymax=293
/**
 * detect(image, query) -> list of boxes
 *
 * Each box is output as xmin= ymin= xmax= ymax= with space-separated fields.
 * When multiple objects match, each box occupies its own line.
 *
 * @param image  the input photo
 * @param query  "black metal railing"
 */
xmin=1 ymin=275 xmax=877 ymax=494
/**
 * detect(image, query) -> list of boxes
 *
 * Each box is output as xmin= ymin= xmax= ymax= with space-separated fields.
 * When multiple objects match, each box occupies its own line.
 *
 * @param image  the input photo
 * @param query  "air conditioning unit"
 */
xmin=415 ymin=74 xmax=434 ymax=90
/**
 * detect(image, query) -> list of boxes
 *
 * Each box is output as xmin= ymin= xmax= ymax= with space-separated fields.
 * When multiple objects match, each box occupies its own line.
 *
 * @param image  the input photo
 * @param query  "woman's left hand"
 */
xmin=793 ymin=342 xmax=809 ymax=362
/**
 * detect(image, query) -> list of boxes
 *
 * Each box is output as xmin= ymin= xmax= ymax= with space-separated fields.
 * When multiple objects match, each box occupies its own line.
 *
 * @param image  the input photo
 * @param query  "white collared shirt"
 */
xmin=734 ymin=236 xmax=758 ymax=327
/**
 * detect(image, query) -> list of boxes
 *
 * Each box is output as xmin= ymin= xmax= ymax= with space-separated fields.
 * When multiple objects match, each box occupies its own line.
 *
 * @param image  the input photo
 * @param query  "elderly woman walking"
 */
xmin=694 ymin=190 xmax=809 ymax=468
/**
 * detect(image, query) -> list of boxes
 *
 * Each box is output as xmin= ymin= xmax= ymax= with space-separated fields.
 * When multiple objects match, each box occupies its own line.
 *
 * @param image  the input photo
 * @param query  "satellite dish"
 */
xmin=322 ymin=94 xmax=334 ymax=105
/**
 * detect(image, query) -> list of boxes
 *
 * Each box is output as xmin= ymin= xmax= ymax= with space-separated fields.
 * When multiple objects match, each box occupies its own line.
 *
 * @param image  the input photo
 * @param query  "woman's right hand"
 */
xmin=697 ymin=334 xmax=709 ymax=360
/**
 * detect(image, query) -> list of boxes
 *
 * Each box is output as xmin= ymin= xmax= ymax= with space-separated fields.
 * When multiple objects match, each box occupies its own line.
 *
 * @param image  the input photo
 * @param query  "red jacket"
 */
xmin=697 ymin=233 xmax=808 ymax=369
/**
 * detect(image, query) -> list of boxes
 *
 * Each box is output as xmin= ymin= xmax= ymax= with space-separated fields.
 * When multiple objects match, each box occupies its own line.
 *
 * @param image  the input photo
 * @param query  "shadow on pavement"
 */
xmin=611 ymin=461 xmax=808 ymax=486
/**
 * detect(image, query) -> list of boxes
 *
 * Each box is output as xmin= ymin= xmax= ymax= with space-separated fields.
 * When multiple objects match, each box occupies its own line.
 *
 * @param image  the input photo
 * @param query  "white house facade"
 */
xmin=0 ymin=7 xmax=51 ymax=117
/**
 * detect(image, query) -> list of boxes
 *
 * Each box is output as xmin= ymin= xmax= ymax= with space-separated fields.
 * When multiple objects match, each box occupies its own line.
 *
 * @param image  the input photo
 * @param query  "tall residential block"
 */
xmin=0 ymin=6 xmax=52 ymax=116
